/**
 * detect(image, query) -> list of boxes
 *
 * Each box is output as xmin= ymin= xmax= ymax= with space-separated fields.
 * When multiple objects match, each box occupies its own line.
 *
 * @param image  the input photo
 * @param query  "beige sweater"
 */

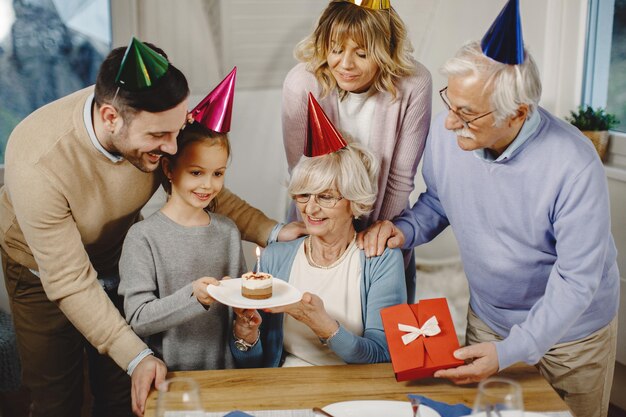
xmin=0 ymin=87 xmax=276 ymax=370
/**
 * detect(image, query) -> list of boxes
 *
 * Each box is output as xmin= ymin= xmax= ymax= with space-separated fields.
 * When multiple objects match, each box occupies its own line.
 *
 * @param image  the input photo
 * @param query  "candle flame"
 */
xmin=255 ymin=246 xmax=261 ymax=257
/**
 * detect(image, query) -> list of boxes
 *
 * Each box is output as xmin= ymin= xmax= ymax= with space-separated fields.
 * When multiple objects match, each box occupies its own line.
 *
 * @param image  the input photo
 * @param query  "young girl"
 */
xmin=118 ymin=121 xmax=247 ymax=371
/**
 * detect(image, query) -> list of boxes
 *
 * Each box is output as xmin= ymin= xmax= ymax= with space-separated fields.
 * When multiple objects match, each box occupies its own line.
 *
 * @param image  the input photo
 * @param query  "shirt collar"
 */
xmin=474 ymin=109 xmax=541 ymax=162
xmin=83 ymin=93 xmax=124 ymax=163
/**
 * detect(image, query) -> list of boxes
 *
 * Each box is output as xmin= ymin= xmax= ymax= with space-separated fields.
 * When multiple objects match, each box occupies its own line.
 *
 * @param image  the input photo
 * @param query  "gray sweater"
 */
xmin=118 ymin=210 xmax=246 ymax=371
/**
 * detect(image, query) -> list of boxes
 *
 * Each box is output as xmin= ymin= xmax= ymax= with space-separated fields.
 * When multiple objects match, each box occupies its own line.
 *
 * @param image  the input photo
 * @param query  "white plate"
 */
xmin=206 ymin=278 xmax=302 ymax=309
xmin=320 ymin=400 xmax=442 ymax=417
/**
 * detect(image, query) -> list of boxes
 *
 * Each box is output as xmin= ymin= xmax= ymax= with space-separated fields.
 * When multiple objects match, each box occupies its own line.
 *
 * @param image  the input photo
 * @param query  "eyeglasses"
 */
xmin=439 ymin=87 xmax=494 ymax=129
xmin=293 ymin=193 xmax=344 ymax=208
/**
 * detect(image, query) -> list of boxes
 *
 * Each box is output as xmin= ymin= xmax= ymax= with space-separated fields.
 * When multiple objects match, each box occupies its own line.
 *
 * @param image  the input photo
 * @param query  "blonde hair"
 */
xmin=441 ymin=41 xmax=542 ymax=125
xmin=161 ymin=122 xmax=230 ymax=211
xmin=288 ymin=142 xmax=379 ymax=218
xmin=294 ymin=0 xmax=416 ymax=100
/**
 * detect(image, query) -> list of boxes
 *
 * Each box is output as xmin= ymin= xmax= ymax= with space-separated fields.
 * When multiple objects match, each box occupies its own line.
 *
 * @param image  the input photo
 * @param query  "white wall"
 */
xmin=605 ymin=136 xmax=626 ymax=407
xmin=118 ymin=0 xmax=588 ymax=267
xmin=0 ymin=0 xmax=593 ymax=314
xmin=403 ymin=0 xmax=587 ymax=263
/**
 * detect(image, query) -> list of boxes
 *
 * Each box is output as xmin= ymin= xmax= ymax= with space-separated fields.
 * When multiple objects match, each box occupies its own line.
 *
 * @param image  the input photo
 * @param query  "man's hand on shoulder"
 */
xmin=357 ymin=220 xmax=405 ymax=257
xmin=433 ymin=342 xmax=499 ymax=384
xmin=277 ymin=221 xmax=307 ymax=242
xmin=131 ymin=355 xmax=167 ymax=416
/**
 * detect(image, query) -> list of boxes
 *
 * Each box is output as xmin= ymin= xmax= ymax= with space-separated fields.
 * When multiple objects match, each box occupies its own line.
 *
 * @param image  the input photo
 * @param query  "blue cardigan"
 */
xmin=232 ymin=237 xmax=407 ymax=367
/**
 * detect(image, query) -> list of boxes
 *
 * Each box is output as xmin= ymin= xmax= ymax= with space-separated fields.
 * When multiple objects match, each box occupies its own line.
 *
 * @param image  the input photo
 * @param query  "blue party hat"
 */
xmin=481 ymin=0 xmax=524 ymax=65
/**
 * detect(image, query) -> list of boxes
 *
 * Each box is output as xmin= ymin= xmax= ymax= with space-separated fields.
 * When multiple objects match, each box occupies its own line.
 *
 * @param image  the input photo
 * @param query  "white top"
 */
xmin=336 ymin=91 xmax=376 ymax=146
xmin=282 ymin=240 xmax=363 ymax=366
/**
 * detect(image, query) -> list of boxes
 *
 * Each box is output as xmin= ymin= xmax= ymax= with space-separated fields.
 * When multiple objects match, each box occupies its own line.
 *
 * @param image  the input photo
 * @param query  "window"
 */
xmin=583 ymin=0 xmax=625 ymax=133
xmin=607 ymin=0 xmax=626 ymax=133
xmin=0 ymin=0 xmax=111 ymax=166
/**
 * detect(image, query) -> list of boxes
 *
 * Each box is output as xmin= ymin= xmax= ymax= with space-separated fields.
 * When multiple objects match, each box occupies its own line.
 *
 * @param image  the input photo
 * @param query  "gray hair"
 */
xmin=288 ymin=142 xmax=379 ymax=219
xmin=441 ymin=41 xmax=542 ymax=125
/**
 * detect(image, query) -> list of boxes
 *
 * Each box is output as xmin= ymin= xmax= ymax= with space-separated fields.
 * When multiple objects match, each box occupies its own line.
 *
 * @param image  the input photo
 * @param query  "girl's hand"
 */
xmin=193 ymin=277 xmax=219 ymax=306
xmin=233 ymin=308 xmax=262 ymax=344
xmin=267 ymin=292 xmax=338 ymax=340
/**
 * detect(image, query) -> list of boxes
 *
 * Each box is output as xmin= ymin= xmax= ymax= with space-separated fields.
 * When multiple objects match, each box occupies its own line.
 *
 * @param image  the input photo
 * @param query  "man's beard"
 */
xmin=109 ymin=129 xmax=163 ymax=173
xmin=124 ymin=152 xmax=161 ymax=173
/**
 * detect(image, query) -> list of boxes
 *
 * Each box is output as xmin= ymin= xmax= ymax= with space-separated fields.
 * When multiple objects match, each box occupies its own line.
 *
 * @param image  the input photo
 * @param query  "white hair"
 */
xmin=441 ymin=41 xmax=542 ymax=125
xmin=288 ymin=142 xmax=379 ymax=219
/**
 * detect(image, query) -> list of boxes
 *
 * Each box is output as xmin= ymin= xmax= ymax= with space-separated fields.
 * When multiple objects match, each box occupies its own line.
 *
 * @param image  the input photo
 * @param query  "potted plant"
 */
xmin=566 ymin=105 xmax=619 ymax=161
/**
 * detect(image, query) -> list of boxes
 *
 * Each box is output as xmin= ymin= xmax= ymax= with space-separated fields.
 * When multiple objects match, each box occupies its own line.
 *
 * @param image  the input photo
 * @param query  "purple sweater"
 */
xmin=395 ymin=108 xmax=620 ymax=369
xmin=282 ymin=63 xmax=432 ymax=225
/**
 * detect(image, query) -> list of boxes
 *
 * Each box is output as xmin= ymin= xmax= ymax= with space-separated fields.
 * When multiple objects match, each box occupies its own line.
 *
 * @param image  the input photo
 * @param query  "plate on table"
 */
xmin=319 ymin=400 xmax=442 ymax=417
xmin=206 ymin=278 xmax=302 ymax=309
xmin=472 ymin=412 xmax=552 ymax=417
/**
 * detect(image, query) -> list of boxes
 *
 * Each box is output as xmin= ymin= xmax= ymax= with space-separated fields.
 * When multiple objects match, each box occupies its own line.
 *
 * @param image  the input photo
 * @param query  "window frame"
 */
xmin=583 ymin=0 xmax=626 ymax=169
xmin=0 ymin=1 xmax=117 ymax=185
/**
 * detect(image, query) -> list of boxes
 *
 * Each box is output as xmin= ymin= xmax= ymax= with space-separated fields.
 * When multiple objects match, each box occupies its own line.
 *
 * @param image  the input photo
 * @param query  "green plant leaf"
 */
xmin=566 ymin=105 xmax=620 ymax=131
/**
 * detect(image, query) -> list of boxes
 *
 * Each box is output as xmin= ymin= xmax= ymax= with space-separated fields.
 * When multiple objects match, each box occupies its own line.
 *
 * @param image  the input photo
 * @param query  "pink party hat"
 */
xmin=305 ymin=93 xmax=347 ymax=157
xmin=191 ymin=67 xmax=237 ymax=133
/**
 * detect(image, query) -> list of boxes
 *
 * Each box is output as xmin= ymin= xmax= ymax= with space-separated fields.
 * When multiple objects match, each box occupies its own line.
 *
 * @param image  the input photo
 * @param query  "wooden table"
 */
xmin=144 ymin=363 xmax=569 ymax=416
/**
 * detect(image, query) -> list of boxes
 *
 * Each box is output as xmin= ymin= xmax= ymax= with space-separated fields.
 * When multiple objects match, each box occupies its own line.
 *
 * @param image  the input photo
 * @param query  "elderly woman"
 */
xmin=232 ymin=142 xmax=406 ymax=367
xmin=282 ymin=0 xmax=433 ymax=301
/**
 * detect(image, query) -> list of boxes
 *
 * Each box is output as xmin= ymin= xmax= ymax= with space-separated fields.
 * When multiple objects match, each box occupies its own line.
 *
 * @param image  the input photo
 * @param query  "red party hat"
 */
xmin=191 ymin=67 xmax=237 ymax=133
xmin=305 ymin=93 xmax=347 ymax=157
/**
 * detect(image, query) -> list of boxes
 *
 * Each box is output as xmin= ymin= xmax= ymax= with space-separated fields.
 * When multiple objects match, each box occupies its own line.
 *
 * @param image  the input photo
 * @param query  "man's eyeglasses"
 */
xmin=439 ymin=87 xmax=494 ymax=129
xmin=293 ymin=193 xmax=344 ymax=208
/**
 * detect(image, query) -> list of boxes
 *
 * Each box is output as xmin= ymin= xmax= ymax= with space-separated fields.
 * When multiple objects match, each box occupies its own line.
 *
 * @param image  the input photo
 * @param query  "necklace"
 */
xmin=306 ymin=232 xmax=357 ymax=269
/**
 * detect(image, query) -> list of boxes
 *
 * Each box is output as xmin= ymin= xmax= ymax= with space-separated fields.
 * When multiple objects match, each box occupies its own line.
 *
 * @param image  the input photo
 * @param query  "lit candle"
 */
xmin=254 ymin=246 xmax=261 ymax=273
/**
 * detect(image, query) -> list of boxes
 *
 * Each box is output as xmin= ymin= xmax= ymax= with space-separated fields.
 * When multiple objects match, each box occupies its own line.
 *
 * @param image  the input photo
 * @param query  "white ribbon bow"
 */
xmin=398 ymin=316 xmax=441 ymax=345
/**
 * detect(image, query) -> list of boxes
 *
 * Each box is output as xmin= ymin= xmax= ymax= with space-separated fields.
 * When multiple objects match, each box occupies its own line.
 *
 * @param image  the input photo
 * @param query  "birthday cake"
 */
xmin=241 ymin=272 xmax=273 ymax=300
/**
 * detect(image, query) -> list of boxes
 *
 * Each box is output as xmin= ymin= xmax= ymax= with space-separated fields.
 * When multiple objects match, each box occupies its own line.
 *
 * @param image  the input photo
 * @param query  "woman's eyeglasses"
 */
xmin=293 ymin=193 xmax=344 ymax=208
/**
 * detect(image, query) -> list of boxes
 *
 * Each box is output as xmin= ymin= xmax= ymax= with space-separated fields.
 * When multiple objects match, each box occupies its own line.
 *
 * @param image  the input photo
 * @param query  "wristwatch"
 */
xmin=233 ymin=330 xmax=259 ymax=352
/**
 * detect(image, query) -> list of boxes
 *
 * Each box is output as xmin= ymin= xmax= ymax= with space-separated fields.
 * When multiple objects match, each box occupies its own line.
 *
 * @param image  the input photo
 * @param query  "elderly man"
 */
xmin=0 ymin=39 xmax=299 ymax=417
xmin=360 ymin=2 xmax=619 ymax=416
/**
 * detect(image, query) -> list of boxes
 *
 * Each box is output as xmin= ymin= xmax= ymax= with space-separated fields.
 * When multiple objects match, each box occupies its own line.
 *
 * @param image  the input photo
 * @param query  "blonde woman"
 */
xmin=282 ymin=0 xmax=432 ymax=301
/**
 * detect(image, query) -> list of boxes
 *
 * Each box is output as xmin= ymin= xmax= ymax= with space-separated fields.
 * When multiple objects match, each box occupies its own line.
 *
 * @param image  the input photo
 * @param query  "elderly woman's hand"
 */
xmin=233 ymin=308 xmax=262 ymax=344
xmin=267 ymin=292 xmax=339 ymax=340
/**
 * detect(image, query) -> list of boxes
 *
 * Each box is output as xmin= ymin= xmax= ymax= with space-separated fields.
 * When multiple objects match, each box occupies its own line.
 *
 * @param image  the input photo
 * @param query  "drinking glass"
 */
xmin=472 ymin=377 xmax=524 ymax=417
xmin=409 ymin=395 xmax=422 ymax=417
xmin=155 ymin=377 xmax=204 ymax=417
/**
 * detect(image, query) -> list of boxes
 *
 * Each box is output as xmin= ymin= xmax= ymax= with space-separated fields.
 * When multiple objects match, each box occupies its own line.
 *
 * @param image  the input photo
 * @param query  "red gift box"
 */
xmin=381 ymin=298 xmax=464 ymax=381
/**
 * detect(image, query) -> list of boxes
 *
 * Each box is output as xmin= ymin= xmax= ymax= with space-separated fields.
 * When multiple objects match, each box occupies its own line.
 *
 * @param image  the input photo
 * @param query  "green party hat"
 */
xmin=115 ymin=37 xmax=170 ymax=90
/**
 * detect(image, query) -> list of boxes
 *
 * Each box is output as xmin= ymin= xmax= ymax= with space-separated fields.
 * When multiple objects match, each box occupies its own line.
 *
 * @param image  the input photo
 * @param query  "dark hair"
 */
xmin=94 ymin=42 xmax=189 ymax=117
xmin=161 ymin=122 xmax=231 ymax=211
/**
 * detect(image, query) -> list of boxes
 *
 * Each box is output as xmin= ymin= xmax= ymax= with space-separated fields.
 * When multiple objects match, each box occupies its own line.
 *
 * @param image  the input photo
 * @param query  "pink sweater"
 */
xmin=282 ymin=63 xmax=432 ymax=225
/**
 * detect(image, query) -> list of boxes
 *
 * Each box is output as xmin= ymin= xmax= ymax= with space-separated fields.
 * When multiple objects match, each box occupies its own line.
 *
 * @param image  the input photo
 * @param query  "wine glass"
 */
xmin=155 ymin=377 xmax=204 ymax=417
xmin=409 ymin=395 xmax=422 ymax=417
xmin=472 ymin=377 xmax=524 ymax=417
